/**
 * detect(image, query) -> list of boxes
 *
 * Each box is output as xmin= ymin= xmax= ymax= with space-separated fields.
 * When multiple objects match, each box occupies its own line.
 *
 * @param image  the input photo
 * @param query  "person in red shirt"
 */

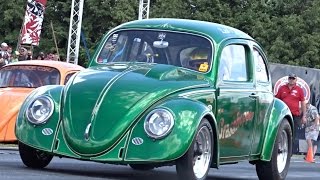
xmin=275 ymin=73 xmax=307 ymax=154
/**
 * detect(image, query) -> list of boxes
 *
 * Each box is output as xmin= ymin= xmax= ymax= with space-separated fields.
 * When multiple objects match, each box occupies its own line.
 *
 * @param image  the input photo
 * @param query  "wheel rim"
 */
xmin=277 ymin=129 xmax=288 ymax=173
xmin=193 ymin=126 xmax=212 ymax=179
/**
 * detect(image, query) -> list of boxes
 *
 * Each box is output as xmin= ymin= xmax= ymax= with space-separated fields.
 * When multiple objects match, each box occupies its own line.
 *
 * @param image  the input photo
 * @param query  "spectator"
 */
xmin=2 ymin=53 xmax=9 ymax=64
xmin=18 ymin=47 xmax=27 ymax=61
xmin=7 ymin=46 xmax=13 ymax=63
xmin=304 ymin=102 xmax=320 ymax=162
xmin=11 ymin=51 xmax=20 ymax=63
xmin=275 ymin=73 xmax=307 ymax=154
xmin=0 ymin=43 xmax=11 ymax=65
xmin=45 ymin=53 xmax=53 ymax=60
xmin=0 ymin=54 xmax=4 ymax=67
xmin=26 ymin=50 xmax=33 ymax=60
xmin=36 ymin=52 xmax=45 ymax=60
xmin=0 ymin=42 xmax=10 ymax=63
xmin=52 ymin=53 xmax=59 ymax=61
xmin=0 ymin=42 xmax=9 ymax=57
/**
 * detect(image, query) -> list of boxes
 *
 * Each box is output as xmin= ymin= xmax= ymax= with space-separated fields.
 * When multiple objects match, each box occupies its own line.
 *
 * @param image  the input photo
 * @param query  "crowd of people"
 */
xmin=0 ymin=42 xmax=60 ymax=68
xmin=276 ymin=73 xmax=320 ymax=163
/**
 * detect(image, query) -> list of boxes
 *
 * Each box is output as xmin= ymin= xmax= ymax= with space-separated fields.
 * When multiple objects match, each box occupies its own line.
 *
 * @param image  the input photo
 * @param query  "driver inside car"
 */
xmin=184 ymin=47 xmax=210 ymax=71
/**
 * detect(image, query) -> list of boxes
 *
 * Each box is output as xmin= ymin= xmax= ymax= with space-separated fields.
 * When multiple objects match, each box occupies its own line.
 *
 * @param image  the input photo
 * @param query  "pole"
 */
xmin=66 ymin=0 xmax=84 ymax=64
xmin=50 ymin=21 xmax=60 ymax=61
xmin=138 ymin=0 xmax=150 ymax=20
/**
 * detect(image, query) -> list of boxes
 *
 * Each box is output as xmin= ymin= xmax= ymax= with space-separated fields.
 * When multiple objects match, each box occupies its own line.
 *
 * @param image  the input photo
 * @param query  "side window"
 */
xmin=253 ymin=48 xmax=269 ymax=82
xmin=0 ymin=69 xmax=11 ymax=86
xmin=218 ymin=45 xmax=248 ymax=82
xmin=64 ymin=72 xmax=76 ymax=85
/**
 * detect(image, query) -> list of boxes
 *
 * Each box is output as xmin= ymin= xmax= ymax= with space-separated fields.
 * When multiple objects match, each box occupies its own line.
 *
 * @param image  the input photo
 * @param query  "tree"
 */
xmin=0 ymin=0 xmax=319 ymax=68
xmin=0 ymin=1 xmax=25 ymax=49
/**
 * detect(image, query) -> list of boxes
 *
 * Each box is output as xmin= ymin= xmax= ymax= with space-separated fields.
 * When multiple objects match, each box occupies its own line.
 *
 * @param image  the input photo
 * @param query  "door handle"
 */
xmin=249 ymin=93 xmax=258 ymax=98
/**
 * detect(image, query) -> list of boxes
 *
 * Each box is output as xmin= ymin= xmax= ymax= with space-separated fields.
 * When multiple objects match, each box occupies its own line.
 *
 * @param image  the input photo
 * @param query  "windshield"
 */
xmin=0 ymin=65 xmax=60 ymax=88
xmin=97 ymin=30 xmax=213 ymax=73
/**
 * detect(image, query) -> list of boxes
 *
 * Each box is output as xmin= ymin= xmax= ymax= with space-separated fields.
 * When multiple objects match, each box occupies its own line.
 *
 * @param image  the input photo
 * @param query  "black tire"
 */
xmin=256 ymin=118 xmax=292 ymax=180
xmin=129 ymin=164 xmax=154 ymax=171
xmin=176 ymin=118 xmax=213 ymax=180
xmin=19 ymin=142 xmax=53 ymax=168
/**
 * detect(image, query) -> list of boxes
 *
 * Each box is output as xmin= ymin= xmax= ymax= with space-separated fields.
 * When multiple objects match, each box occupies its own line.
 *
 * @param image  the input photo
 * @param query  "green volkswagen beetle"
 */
xmin=16 ymin=18 xmax=293 ymax=180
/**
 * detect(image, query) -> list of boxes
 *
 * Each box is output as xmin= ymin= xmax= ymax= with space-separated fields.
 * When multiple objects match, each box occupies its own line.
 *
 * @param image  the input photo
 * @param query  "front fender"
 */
xmin=15 ymin=85 xmax=63 ymax=152
xmin=0 ymin=103 xmax=20 ymax=142
xmin=124 ymin=98 xmax=217 ymax=162
xmin=260 ymin=98 xmax=293 ymax=161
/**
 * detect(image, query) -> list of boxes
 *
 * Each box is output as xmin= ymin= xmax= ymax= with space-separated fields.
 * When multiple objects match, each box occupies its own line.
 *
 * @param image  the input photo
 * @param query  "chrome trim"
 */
xmin=84 ymin=123 xmax=92 ymax=141
xmin=26 ymin=95 xmax=54 ymax=125
xmin=178 ymin=89 xmax=215 ymax=97
xmin=144 ymin=108 xmax=174 ymax=139
xmin=42 ymin=128 xmax=53 ymax=136
xmin=132 ymin=137 xmax=144 ymax=146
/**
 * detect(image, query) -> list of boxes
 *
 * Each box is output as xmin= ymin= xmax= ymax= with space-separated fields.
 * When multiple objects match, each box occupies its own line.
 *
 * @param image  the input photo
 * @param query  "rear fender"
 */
xmin=260 ymin=99 xmax=293 ymax=161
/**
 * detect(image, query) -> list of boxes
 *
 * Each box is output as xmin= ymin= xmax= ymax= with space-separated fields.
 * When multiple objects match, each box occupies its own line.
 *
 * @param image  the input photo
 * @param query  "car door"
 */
xmin=249 ymin=45 xmax=274 ymax=155
xmin=216 ymin=41 xmax=258 ymax=159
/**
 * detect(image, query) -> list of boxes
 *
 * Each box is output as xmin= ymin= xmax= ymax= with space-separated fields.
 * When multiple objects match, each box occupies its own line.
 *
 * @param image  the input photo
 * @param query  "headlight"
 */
xmin=144 ymin=108 xmax=174 ymax=139
xmin=26 ymin=96 xmax=54 ymax=125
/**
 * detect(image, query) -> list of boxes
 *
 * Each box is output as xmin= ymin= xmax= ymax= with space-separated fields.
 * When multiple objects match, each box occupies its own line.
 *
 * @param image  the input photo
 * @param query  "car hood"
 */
xmin=62 ymin=63 xmax=210 ymax=155
xmin=0 ymin=88 xmax=33 ymax=141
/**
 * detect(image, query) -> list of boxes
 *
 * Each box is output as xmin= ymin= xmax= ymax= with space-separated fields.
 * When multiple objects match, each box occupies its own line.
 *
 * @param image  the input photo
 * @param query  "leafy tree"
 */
xmin=0 ymin=0 xmax=319 ymax=68
xmin=0 ymin=1 xmax=25 ymax=49
xmin=40 ymin=1 xmax=71 ymax=60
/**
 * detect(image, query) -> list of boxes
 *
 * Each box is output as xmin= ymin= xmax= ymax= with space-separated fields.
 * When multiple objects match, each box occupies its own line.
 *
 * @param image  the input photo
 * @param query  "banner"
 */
xmin=20 ymin=0 xmax=47 ymax=46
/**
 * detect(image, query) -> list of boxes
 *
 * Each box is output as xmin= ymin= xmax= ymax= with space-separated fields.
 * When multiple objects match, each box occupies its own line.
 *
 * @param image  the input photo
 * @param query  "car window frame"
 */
xmin=216 ymin=40 xmax=253 ymax=85
xmin=95 ymin=29 xmax=215 ymax=74
xmin=252 ymin=45 xmax=270 ymax=83
xmin=64 ymin=72 xmax=78 ymax=85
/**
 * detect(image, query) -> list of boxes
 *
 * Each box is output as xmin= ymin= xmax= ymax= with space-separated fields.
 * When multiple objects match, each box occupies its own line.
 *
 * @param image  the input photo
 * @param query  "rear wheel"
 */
xmin=256 ymin=119 xmax=292 ymax=180
xmin=19 ymin=142 xmax=53 ymax=168
xmin=176 ymin=118 xmax=213 ymax=180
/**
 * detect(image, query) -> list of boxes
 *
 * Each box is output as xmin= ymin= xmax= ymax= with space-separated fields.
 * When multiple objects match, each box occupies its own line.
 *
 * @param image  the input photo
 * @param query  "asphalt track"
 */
xmin=0 ymin=147 xmax=319 ymax=180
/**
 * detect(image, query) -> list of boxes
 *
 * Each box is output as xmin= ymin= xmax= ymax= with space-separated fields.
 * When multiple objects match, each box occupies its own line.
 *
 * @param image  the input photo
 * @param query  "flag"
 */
xmin=20 ymin=0 xmax=47 ymax=46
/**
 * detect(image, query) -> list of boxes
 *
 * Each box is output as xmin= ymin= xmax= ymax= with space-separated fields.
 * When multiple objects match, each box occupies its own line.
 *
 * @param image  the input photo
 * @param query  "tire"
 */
xmin=129 ymin=164 xmax=154 ymax=171
xmin=176 ymin=118 xmax=213 ymax=180
xmin=19 ymin=142 xmax=53 ymax=168
xmin=256 ymin=118 xmax=292 ymax=180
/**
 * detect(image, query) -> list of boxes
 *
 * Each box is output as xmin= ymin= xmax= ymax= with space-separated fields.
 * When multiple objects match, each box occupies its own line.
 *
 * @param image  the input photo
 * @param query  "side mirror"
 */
xmin=153 ymin=40 xmax=169 ymax=48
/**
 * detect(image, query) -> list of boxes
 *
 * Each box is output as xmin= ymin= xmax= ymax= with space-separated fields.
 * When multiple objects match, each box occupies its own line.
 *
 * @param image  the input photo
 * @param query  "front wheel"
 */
xmin=176 ymin=118 xmax=213 ymax=180
xmin=19 ymin=142 xmax=53 ymax=168
xmin=256 ymin=118 xmax=292 ymax=180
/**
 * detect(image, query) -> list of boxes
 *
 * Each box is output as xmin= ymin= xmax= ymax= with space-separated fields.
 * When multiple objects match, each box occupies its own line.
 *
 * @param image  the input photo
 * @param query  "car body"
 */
xmin=0 ymin=60 xmax=84 ymax=142
xmin=16 ymin=19 xmax=293 ymax=180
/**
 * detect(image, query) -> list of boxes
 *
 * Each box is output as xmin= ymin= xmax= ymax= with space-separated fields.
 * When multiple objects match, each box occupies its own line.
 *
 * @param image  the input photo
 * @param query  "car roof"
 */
xmin=5 ymin=60 xmax=85 ymax=73
xmin=114 ymin=18 xmax=253 ymax=44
